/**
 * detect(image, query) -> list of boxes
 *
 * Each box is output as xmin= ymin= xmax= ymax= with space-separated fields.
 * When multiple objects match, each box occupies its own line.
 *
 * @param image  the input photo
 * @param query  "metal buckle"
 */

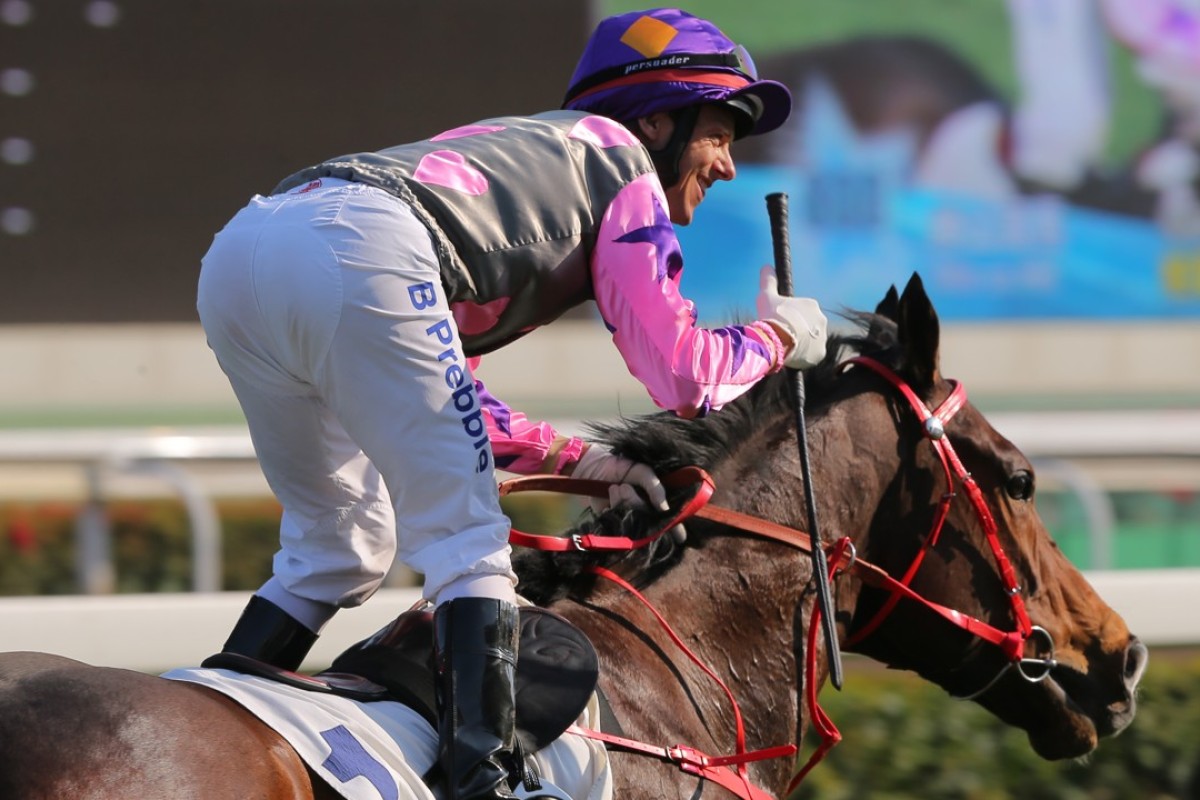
xmin=832 ymin=539 xmax=857 ymax=575
xmin=1015 ymin=625 xmax=1057 ymax=683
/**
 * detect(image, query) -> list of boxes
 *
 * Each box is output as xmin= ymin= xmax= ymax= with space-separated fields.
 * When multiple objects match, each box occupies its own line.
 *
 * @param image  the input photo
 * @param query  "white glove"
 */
xmin=570 ymin=446 xmax=686 ymax=543
xmin=756 ymin=266 xmax=828 ymax=370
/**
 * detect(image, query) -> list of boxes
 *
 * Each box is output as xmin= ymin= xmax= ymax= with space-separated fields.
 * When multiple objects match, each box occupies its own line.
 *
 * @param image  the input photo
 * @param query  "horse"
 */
xmin=0 ymin=274 xmax=1146 ymax=799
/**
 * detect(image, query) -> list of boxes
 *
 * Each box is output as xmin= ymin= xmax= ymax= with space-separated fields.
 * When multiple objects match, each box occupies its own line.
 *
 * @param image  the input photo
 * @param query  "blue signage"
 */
xmin=677 ymin=167 xmax=1200 ymax=322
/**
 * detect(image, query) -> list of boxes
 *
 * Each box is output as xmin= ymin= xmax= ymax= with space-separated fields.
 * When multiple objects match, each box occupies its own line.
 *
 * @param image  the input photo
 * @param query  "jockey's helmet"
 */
xmin=562 ymin=7 xmax=792 ymax=140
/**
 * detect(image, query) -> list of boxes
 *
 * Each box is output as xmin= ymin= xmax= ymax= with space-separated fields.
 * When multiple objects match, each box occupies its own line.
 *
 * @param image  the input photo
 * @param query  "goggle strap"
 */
xmin=564 ymin=49 xmax=754 ymax=104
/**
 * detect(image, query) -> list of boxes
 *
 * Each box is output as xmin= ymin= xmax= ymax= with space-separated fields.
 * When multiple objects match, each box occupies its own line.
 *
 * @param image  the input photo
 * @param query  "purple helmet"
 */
xmin=563 ymin=7 xmax=792 ymax=139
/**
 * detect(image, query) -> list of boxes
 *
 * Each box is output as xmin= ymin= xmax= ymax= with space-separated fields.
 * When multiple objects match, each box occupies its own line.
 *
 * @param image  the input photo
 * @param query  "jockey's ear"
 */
xmin=635 ymin=112 xmax=675 ymax=150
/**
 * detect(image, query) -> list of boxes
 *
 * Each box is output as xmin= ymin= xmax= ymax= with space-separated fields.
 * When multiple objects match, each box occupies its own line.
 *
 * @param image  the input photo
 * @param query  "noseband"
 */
xmin=842 ymin=356 xmax=1057 ymax=698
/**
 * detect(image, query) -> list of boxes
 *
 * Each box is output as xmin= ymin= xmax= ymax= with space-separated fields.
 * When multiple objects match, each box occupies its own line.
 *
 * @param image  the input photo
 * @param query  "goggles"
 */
xmin=563 ymin=44 xmax=758 ymax=105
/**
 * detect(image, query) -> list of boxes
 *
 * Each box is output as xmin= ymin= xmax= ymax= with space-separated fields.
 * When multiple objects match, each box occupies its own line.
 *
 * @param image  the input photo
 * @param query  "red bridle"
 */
xmin=840 ymin=356 xmax=1056 ymax=697
xmin=500 ymin=355 xmax=1057 ymax=797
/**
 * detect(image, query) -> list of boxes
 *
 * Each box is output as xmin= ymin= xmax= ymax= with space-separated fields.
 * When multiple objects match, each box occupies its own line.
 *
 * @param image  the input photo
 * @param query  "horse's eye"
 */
xmin=1006 ymin=470 xmax=1034 ymax=501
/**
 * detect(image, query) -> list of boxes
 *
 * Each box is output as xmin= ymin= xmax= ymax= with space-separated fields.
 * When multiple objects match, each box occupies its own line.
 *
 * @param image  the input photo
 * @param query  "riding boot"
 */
xmin=433 ymin=597 xmax=520 ymax=800
xmin=203 ymin=595 xmax=318 ymax=671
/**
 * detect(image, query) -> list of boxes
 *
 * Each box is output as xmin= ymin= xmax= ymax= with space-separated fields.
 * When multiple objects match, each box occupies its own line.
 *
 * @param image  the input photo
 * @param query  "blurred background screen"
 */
xmin=0 ymin=0 xmax=589 ymax=322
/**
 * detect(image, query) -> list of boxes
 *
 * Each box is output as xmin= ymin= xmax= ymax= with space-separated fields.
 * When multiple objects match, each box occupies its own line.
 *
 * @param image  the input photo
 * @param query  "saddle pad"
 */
xmin=162 ymin=667 xmax=613 ymax=800
xmin=202 ymin=605 xmax=599 ymax=754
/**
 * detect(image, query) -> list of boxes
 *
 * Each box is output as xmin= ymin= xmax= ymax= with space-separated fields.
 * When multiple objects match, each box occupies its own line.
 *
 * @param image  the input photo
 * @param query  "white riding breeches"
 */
xmin=197 ymin=179 xmax=516 ymax=615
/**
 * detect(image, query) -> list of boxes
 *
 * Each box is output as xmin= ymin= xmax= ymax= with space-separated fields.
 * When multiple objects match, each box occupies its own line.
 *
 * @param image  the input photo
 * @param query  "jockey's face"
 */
xmin=638 ymin=104 xmax=738 ymax=225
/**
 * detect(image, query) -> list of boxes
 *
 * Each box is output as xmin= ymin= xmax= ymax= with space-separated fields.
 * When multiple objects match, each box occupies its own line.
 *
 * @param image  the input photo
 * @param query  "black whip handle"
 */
xmin=766 ymin=192 xmax=844 ymax=690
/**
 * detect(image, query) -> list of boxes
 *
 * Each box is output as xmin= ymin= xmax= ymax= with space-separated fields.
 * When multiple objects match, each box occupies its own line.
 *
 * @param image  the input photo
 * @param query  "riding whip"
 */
xmin=765 ymin=192 xmax=844 ymax=691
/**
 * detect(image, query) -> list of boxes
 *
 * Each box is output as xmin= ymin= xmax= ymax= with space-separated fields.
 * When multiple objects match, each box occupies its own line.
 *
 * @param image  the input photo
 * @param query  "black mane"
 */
xmin=513 ymin=311 xmax=896 ymax=604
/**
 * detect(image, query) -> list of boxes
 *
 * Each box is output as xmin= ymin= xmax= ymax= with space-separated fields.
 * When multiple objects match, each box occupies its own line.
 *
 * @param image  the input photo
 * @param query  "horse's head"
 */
xmin=514 ymin=274 xmax=1145 ymax=771
xmin=835 ymin=274 xmax=1147 ymax=760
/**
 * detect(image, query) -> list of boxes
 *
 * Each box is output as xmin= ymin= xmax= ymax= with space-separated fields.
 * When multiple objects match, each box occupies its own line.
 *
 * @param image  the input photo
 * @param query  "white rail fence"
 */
xmin=0 ymin=427 xmax=260 ymax=593
xmin=0 ymin=411 xmax=1198 ymax=664
xmin=2 ymin=411 xmax=1198 ymax=589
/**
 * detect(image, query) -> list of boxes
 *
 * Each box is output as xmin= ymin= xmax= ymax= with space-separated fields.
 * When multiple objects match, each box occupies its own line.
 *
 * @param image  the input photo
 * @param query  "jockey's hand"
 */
xmin=757 ymin=266 xmax=828 ymax=370
xmin=569 ymin=445 xmax=687 ymax=543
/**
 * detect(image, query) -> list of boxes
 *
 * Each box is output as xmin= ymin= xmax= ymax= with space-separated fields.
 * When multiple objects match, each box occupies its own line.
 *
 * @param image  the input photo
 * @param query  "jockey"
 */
xmin=196 ymin=7 xmax=824 ymax=800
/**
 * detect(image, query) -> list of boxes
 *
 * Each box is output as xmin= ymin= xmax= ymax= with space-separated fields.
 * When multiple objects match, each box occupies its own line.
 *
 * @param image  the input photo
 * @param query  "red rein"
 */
xmin=499 ymin=356 xmax=1040 ymax=798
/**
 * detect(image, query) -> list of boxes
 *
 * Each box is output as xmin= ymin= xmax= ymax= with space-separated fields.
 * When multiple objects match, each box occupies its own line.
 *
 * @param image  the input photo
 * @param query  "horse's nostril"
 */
xmin=1124 ymin=639 xmax=1149 ymax=687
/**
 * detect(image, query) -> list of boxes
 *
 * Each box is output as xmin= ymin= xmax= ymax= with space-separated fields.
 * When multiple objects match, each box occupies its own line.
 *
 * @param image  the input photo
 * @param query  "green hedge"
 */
xmin=0 ymin=499 xmax=283 ymax=594
xmin=0 ymin=495 xmax=582 ymax=595
xmin=792 ymin=655 xmax=1200 ymax=800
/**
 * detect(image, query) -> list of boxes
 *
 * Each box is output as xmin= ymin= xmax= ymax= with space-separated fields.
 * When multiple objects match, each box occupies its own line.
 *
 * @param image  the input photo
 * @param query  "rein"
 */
xmin=499 ymin=355 xmax=1056 ymax=796
xmin=568 ymin=567 xmax=797 ymax=800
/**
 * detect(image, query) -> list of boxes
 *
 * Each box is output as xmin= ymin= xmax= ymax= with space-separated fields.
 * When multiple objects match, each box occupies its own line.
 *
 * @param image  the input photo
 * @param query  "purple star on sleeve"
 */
xmin=614 ymin=195 xmax=682 ymax=282
xmin=712 ymin=326 xmax=771 ymax=374
xmin=476 ymin=380 xmax=512 ymax=436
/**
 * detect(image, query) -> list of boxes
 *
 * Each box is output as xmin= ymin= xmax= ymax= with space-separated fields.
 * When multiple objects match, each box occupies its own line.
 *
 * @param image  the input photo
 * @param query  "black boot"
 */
xmin=202 ymin=595 xmax=318 ymax=671
xmin=434 ymin=597 xmax=520 ymax=800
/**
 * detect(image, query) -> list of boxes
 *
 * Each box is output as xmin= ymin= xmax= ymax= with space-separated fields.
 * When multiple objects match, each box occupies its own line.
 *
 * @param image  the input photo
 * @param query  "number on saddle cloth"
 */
xmin=205 ymin=605 xmax=600 ymax=754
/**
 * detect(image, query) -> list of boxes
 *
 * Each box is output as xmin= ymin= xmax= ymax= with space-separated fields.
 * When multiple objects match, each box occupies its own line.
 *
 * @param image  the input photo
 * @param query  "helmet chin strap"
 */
xmin=639 ymin=101 xmax=755 ymax=189
xmin=643 ymin=105 xmax=700 ymax=190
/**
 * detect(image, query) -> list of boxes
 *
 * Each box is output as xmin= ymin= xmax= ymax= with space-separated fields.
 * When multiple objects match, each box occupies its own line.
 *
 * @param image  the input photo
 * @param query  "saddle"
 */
xmin=203 ymin=604 xmax=599 ymax=753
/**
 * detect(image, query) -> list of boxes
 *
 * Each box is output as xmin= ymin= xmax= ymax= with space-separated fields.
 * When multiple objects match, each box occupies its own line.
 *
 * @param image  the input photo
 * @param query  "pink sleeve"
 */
xmin=470 ymin=357 xmax=585 ymax=475
xmin=591 ymin=173 xmax=784 ymax=418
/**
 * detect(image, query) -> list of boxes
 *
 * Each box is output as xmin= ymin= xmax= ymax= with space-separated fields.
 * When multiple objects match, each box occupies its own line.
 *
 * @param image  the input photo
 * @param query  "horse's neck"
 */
xmin=566 ymin=534 xmax=807 ymax=788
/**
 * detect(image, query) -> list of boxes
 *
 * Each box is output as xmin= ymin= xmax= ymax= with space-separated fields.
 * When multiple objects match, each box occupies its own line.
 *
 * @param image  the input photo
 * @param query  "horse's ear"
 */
xmin=874 ymin=285 xmax=900 ymax=320
xmin=896 ymin=273 xmax=940 ymax=391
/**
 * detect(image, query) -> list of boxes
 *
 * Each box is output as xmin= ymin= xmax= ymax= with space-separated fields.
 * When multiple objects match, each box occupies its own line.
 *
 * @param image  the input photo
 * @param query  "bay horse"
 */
xmin=0 ymin=275 xmax=1145 ymax=799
